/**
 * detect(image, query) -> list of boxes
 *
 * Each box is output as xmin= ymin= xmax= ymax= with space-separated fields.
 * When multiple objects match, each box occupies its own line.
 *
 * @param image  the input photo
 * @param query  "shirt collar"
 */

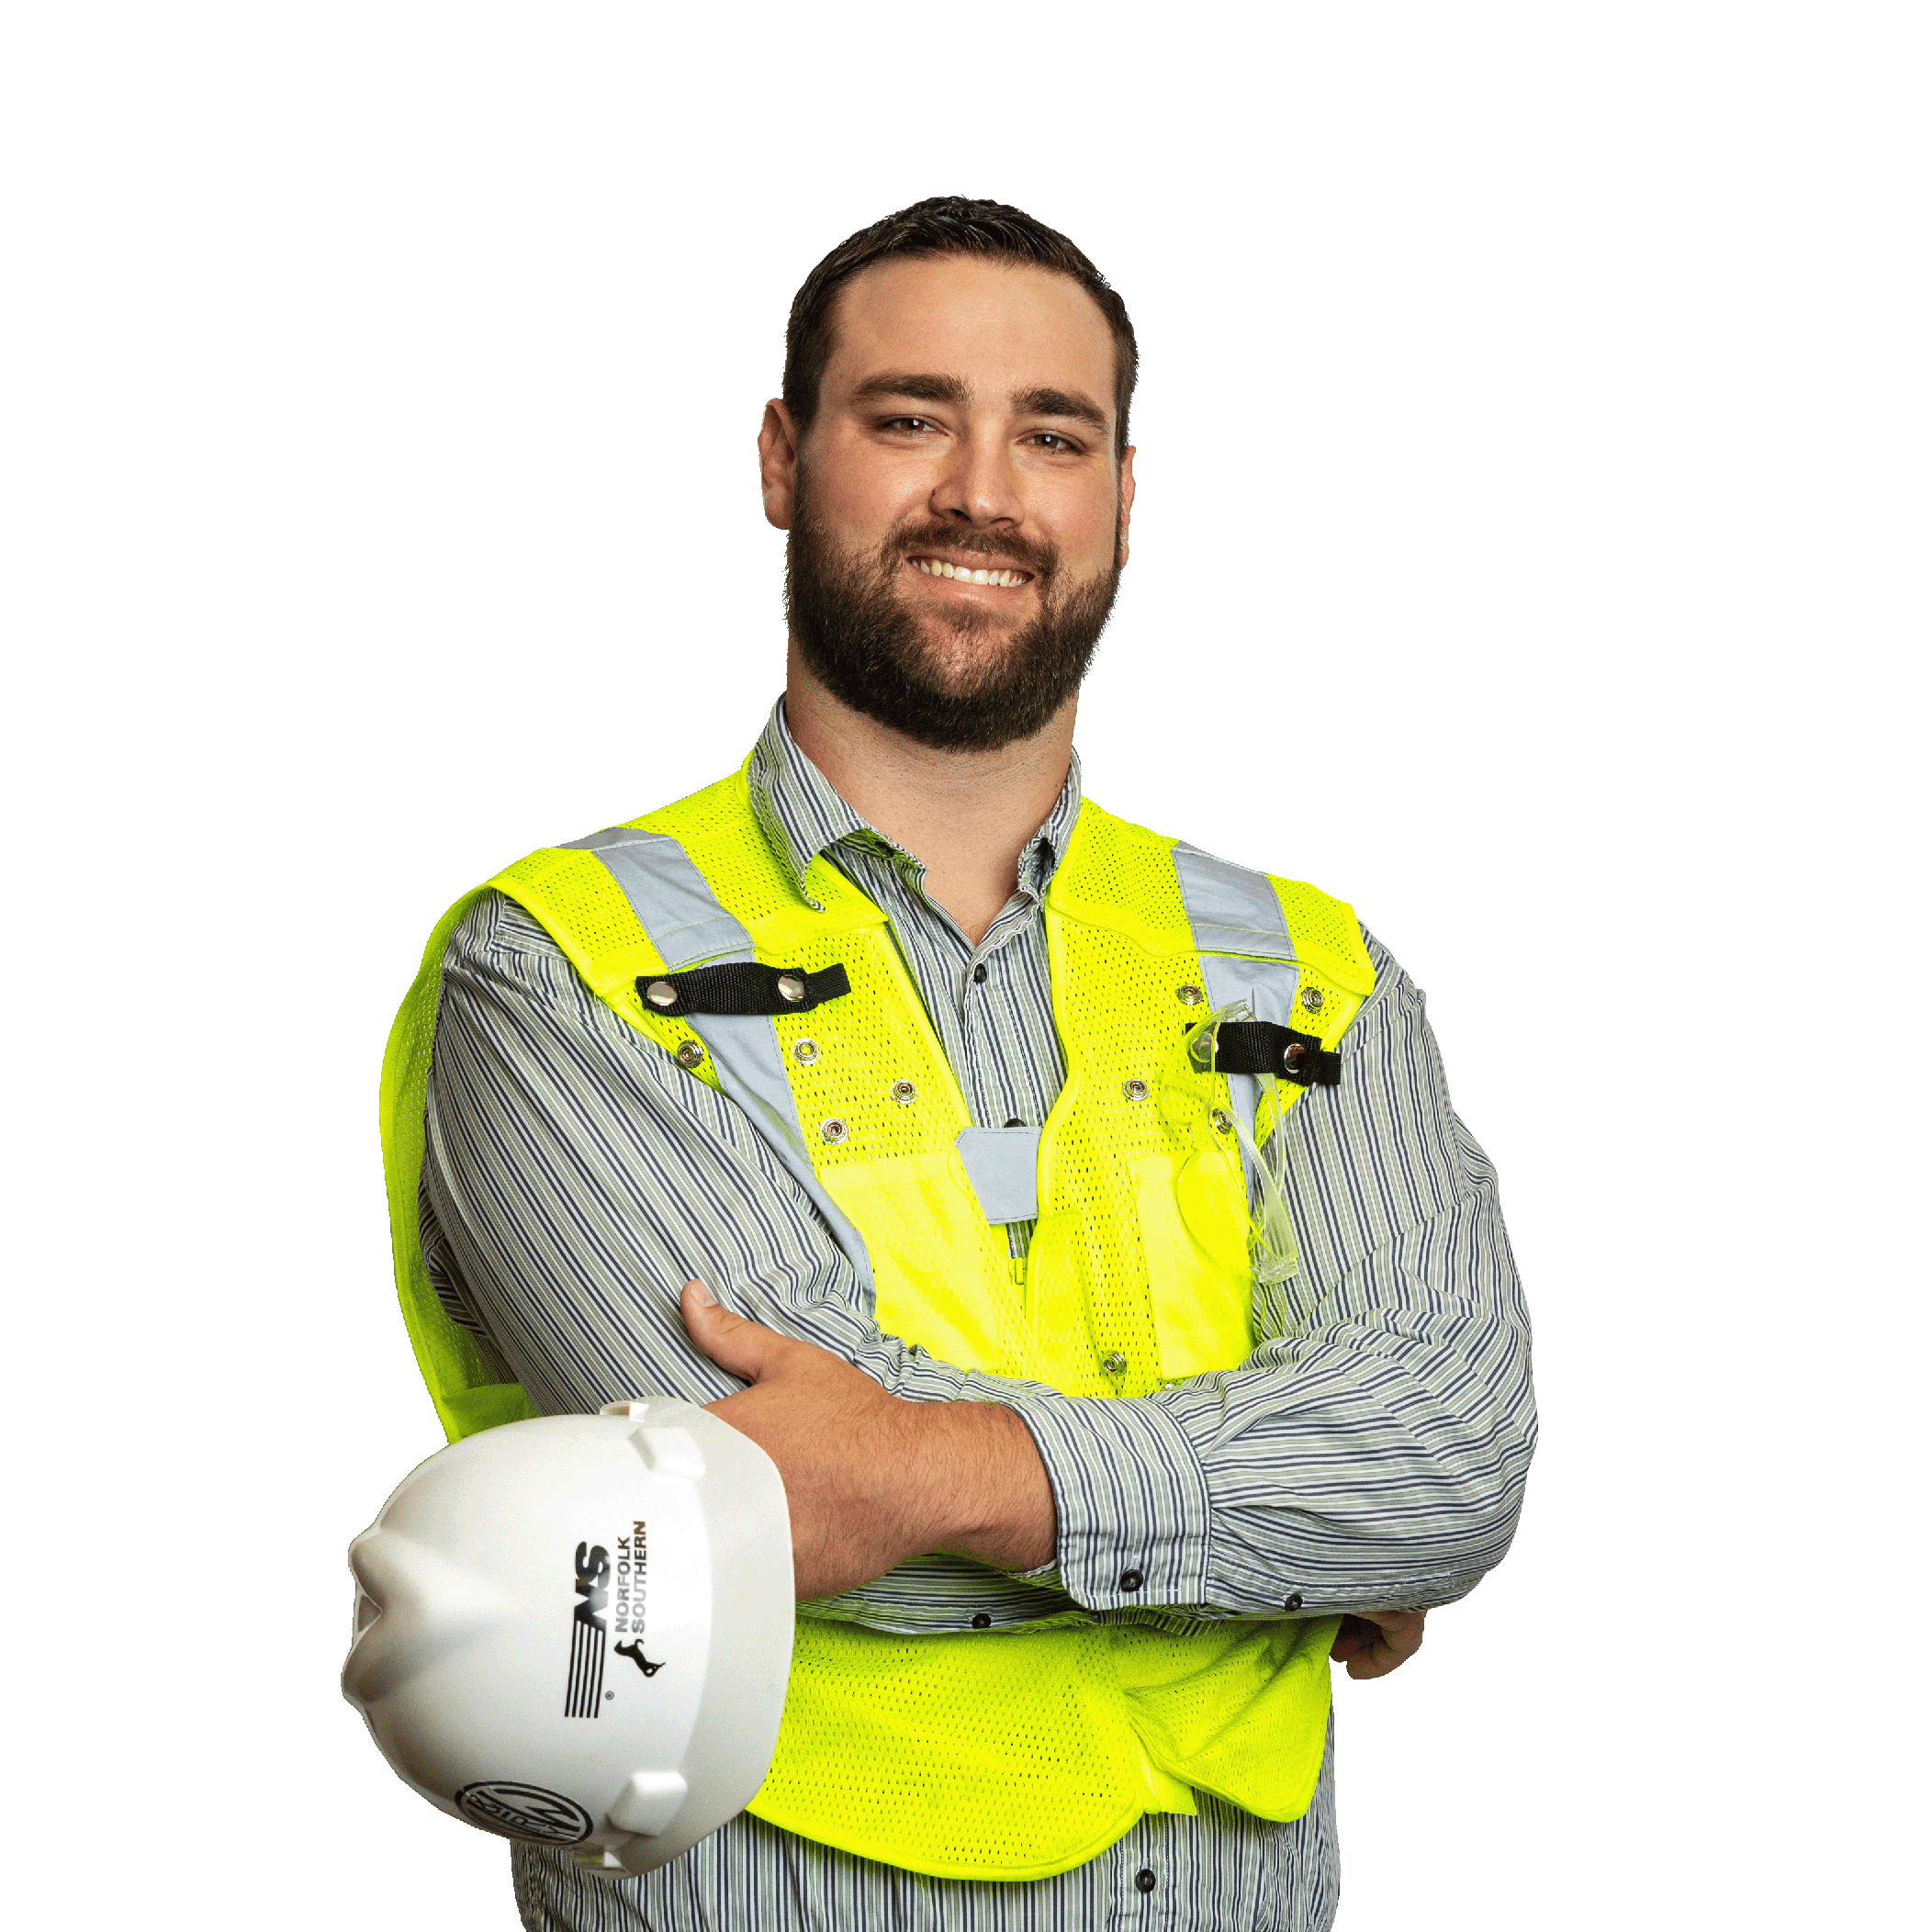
xmin=747 ymin=696 xmax=1083 ymax=913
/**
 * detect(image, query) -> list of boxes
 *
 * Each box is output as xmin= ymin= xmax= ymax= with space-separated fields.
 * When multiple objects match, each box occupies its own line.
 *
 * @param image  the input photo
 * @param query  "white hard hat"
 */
xmin=343 ymin=1398 xmax=793 ymax=1877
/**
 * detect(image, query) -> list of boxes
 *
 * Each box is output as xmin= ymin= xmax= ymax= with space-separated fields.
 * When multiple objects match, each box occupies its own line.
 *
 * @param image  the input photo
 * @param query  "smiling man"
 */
xmin=388 ymin=197 xmax=1536 ymax=1932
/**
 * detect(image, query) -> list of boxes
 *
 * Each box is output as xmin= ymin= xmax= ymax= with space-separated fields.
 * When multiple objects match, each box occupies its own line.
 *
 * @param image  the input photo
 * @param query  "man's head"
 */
xmin=759 ymin=197 xmax=1138 ymax=753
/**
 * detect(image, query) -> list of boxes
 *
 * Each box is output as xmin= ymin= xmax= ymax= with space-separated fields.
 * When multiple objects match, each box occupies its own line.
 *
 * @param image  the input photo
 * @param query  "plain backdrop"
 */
xmin=5 ymin=4 xmax=1925 ymax=1926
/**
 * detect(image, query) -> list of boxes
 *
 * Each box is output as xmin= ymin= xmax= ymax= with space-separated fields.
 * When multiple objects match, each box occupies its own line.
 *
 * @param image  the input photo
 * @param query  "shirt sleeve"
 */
xmin=1006 ymin=933 xmax=1536 ymax=1619
xmin=421 ymin=891 xmax=1084 ymax=1634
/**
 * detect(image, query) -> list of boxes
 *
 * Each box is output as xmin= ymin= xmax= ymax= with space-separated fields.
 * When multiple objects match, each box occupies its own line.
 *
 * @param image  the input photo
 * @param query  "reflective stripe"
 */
xmin=955 ymin=1126 xmax=1043 ymax=1225
xmin=1171 ymin=843 xmax=1297 ymax=963
xmin=569 ymin=826 xmax=875 ymax=1297
xmin=561 ymin=826 xmax=751 ymax=968
xmin=1172 ymin=843 xmax=1305 ymax=1206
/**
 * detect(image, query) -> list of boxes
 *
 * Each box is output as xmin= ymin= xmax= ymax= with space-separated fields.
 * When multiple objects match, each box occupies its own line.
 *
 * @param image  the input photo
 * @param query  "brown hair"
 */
xmin=782 ymin=196 xmax=1139 ymax=456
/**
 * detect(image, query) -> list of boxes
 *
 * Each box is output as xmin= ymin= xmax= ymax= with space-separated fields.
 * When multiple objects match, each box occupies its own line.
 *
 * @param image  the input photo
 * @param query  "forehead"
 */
xmin=822 ymin=255 xmax=1117 ymax=417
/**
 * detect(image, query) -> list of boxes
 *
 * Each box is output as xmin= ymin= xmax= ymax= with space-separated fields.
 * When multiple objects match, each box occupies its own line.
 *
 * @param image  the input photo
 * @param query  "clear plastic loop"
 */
xmin=1186 ymin=1001 xmax=1300 ymax=1286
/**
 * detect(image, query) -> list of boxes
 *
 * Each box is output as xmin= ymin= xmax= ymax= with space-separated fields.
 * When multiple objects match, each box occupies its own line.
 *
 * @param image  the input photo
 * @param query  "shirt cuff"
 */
xmin=1005 ymin=1393 xmax=1213 ymax=1612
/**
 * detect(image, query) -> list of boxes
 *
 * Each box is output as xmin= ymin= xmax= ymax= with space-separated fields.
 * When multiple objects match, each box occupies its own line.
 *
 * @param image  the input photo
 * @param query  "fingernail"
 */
xmin=689 ymin=1278 xmax=717 ymax=1307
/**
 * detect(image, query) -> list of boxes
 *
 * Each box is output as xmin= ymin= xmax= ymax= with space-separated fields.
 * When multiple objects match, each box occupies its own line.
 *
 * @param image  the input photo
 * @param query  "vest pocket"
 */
xmin=1130 ymin=1151 xmax=1256 ymax=1381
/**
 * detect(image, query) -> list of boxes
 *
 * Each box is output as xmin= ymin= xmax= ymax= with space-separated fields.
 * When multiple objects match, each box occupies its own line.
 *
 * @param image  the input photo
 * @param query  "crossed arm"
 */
xmin=682 ymin=1275 xmax=1427 ymax=1678
xmin=422 ymin=893 xmax=1533 ymax=1675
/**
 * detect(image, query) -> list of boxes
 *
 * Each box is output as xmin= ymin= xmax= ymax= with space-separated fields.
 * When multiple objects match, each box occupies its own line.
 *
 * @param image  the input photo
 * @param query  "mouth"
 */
xmin=907 ymin=554 xmax=1035 ymax=590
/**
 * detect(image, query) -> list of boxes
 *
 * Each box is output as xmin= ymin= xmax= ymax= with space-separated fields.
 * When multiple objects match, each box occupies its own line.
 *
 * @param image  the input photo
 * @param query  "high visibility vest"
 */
xmin=379 ymin=764 xmax=1376 ymax=1881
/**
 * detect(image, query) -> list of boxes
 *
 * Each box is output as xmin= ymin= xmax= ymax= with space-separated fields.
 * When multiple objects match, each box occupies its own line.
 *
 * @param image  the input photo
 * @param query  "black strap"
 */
xmin=635 ymin=961 xmax=850 ymax=1018
xmin=1207 ymin=1022 xmax=1342 ymax=1088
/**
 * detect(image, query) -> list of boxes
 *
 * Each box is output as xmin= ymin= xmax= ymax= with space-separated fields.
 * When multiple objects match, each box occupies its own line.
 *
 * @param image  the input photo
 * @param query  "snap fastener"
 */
xmin=1119 ymin=1568 xmax=1143 ymax=1592
xmin=891 ymin=1079 xmax=917 ymax=1106
xmin=674 ymin=1040 xmax=705 ymax=1070
xmin=777 ymin=972 xmax=807 ymax=1004
xmin=1283 ymin=1591 xmax=1304 ymax=1612
xmin=1135 ymin=1868 xmax=1157 ymax=1894
xmin=645 ymin=980 xmax=678 ymax=1009
xmin=1210 ymin=1107 xmax=1233 ymax=1135
xmin=819 ymin=1118 xmax=848 ymax=1145
xmin=1102 ymin=1352 xmax=1127 ymax=1376
xmin=1176 ymin=984 xmax=1203 ymax=1006
xmin=1122 ymin=1078 xmax=1150 ymax=1103
xmin=972 ymin=1612 xmax=992 ymax=1630
xmin=1281 ymin=1042 xmax=1306 ymax=1073
xmin=1300 ymin=985 xmax=1324 ymax=1012
xmin=792 ymin=1038 xmax=820 ymax=1065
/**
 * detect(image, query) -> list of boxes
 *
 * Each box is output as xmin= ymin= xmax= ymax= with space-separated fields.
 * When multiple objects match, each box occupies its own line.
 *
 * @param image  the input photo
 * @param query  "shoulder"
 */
xmin=1078 ymin=799 xmax=1376 ymax=996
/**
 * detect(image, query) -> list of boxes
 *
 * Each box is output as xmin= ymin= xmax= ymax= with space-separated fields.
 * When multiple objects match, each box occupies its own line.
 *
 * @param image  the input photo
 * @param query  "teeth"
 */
xmin=913 ymin=558 xmax=1028 ymax=587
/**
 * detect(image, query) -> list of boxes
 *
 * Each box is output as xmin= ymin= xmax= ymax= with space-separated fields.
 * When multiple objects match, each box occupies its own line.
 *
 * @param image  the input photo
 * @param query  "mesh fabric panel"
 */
xmin=748 ymin=1623 xmax=1155 ymax=1881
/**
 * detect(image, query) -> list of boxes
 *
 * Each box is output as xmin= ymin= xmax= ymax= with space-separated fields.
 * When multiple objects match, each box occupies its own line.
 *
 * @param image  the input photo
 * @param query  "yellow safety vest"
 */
xmin=380 ymin=764 xmax=1376 ymax=1881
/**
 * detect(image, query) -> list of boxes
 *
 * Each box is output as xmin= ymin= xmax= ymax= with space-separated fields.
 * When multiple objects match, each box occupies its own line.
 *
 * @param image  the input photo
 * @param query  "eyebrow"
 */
xmin=850 ymin=372 xmax=1110 ymax=437
xmin=1011 ymin=386 xmax=1110 ymax=436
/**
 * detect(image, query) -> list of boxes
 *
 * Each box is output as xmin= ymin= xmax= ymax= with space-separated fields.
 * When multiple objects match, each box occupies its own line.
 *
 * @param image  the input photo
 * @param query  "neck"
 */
xmin=782 ymin=642 xmax=1075 ymax=946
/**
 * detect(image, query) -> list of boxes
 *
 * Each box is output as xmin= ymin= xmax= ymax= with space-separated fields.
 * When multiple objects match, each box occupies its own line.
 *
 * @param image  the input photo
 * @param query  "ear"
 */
xmin=759 ymin=399 xmax=802 ymax=531
xmin=1116 ymin=444 xmax=1137 ymax=568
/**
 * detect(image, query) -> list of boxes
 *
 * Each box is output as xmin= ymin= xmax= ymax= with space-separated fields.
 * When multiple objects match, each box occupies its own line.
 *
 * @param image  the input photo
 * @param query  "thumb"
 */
xmin=680 ymin=1278 xmax=773 ymax=1384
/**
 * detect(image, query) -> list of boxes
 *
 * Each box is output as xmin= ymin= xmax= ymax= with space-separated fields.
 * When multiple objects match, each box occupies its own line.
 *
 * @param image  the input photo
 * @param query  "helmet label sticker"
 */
xmin=565 ymin=1541 xmax=610 ymax=1719
xmin=612 ymin=1519 xmax=665 ymax=1677
xmin=455 ymin=1781 xmax=594 ymax=1846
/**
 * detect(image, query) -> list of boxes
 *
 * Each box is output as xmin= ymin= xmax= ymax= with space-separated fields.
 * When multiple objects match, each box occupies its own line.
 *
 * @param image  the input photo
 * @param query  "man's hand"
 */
xmin=1329 ymin=1609 xmax=1426 ymax=1679
xmin=680 ymin=1279 xmax=1057 ymax=1601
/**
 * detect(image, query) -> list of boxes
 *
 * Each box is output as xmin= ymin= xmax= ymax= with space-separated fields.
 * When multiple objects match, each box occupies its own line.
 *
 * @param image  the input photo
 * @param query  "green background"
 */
xmin=7 ymin=4 xmax=1924 ymax=1932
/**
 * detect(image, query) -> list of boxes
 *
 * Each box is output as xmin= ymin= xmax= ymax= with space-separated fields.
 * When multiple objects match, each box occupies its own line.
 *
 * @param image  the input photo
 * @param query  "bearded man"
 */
xmin=389 ymin=196 xmax=1536 ymax=1932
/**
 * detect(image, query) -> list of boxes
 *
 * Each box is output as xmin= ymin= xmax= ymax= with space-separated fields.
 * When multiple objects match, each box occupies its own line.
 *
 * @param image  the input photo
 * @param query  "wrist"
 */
xmin=924 ymin=1401 xmax=1056 ymax=1573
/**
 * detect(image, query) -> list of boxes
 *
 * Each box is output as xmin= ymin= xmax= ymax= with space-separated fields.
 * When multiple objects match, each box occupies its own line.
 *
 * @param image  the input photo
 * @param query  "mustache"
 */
xmin=880 ymin=519 xmax=1059 ymax=581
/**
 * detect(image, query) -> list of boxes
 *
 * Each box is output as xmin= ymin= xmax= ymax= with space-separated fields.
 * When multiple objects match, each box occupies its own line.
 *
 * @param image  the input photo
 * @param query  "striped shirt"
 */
xmin=421 ymin=699 xmax=1535 ymax=1930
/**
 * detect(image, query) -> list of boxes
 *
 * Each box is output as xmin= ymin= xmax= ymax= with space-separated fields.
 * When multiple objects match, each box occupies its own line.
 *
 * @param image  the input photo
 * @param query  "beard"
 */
xmin=784 ymin=485 xmax=1123 ymax=753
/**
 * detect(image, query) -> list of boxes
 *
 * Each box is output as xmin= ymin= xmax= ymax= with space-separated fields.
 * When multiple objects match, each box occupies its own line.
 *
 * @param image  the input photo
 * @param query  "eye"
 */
xmin=882 ymin=415 xmax=938 ymax=433
xmin=1028 ymin=432 xmax=1081 ymax=454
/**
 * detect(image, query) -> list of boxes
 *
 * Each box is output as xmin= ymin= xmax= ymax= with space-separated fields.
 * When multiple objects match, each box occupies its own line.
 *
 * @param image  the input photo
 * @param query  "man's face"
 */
xmin=764 ymin=254 xmax=1135 ymax=752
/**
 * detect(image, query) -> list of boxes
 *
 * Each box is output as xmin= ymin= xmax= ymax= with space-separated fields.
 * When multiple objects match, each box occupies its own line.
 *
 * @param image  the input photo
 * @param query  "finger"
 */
xmin=679 ymin=1278 xmax=773 ymax=1383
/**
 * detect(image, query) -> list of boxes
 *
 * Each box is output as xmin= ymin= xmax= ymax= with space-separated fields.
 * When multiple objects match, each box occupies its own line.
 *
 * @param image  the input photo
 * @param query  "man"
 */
xmin=387 ymin=197 xmax=1535 ymax=1930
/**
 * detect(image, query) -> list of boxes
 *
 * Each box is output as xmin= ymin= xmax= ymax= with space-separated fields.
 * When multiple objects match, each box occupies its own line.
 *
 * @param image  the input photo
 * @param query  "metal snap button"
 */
xmin=1281 ymin=1042 xmax=1305 ymax=1073
xmin=777 ymin=972 xmax=807 ymax=1004
xmin=1210 ymin=1107 xmax=1233 ymax=1135
xmin=1300 ymin=985 xmax=1324 ymax=1011
xmin=1176 ymin=984 xmax=1203 ymax=1006
xmin=792 ymin=1038 xmax=820 ymax=1065
xmin=1121 ymin=1078 xmax=1150 ymax=1103
xmin=891 ymin=1079 xmax=916 ymax=1105
xmin=819 ymin=1118 xmax=848 ymax=1145
xmin=1102 ymin=1352 xmax=1127 ymax=1376
xmin=645 ymin=980 xmax=678 ymax=1009
xmin=675 ymin=1040 xmax=705 ymax=1069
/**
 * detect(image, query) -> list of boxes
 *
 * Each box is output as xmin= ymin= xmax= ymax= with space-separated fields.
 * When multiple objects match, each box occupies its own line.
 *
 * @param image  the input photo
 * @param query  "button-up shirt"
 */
xmin=421 ymin=699 xmax=1535 ymax=1932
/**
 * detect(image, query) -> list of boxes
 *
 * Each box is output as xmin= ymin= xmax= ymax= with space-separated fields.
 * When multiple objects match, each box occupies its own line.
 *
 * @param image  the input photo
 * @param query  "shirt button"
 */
xmin=1135 ymin=1867 xmax=1157 ymax=1893
xmin=972 ymin=964 xmax=988 ymax=984
xmin=1119 ymin=1569 xmax=1143 ymax=1592
xmin=1284 ymin=1592 xmax=1304 ymax=1612
xmin=972 ymin=1612 xmax=992 ymax=1629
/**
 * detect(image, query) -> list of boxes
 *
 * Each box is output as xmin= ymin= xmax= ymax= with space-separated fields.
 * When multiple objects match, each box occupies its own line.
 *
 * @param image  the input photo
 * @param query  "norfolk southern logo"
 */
xmin=565 ymin=1542 xmax=610 ymax=1718
xmin=455 ymin=1780 xmax=593 ymax=1845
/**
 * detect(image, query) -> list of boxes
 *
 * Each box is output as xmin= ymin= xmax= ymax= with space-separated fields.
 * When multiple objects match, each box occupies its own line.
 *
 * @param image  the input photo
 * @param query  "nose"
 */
xmin=929 ymin=424 xmax=1024 ymax=529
